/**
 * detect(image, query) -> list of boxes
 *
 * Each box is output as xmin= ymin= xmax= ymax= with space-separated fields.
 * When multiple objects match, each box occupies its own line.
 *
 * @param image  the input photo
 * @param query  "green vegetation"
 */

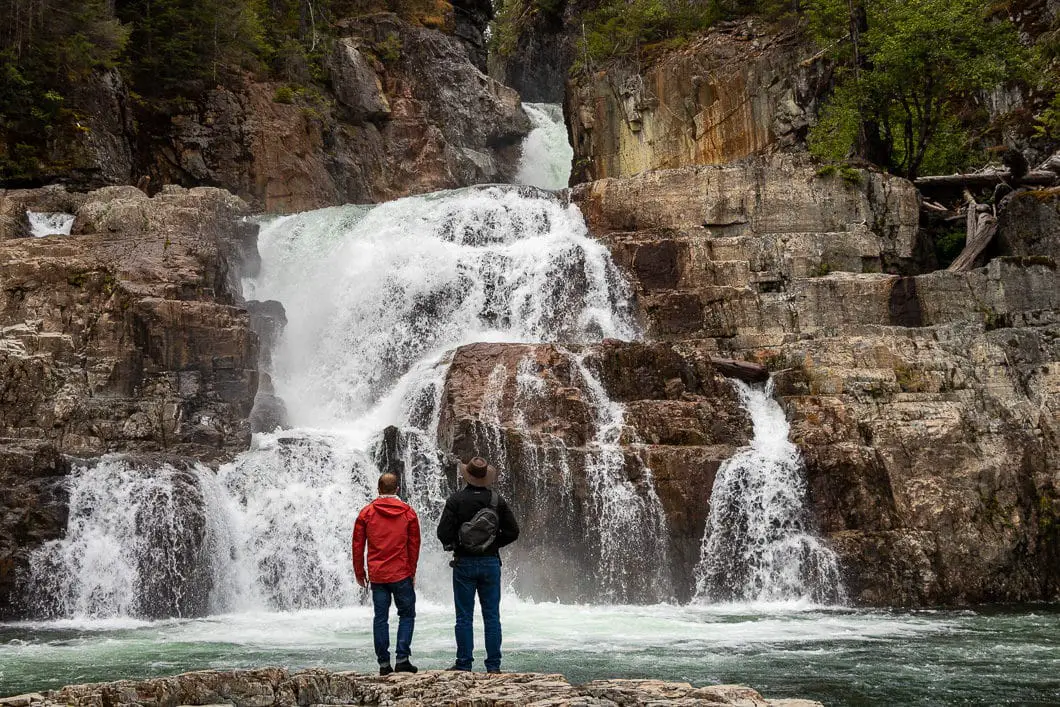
xmin=0 ymin=0 xmax=454 ymax=182
xmin=0 ymin=0 xmax=129 ymax=180
xmin=806 ymin=0 xmax=1025 ymax=180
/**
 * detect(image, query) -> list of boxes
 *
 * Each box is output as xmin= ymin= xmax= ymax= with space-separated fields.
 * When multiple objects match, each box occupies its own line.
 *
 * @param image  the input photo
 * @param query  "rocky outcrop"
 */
xmin=0 ymin=185 xmax=260 ymax=459
xmin=0 ymin=185 xmax=263 ymax=616
xmin=571 ymin=158 xmax=1060 ymax=605
xmin=0 ymin=440 xmax=68 ymax=619
xmin=437 ymin=340 xmax=752 ymax=603
xmin=566 ymin=21 xmax=830 ymax=184
xmin=0 ymin=668 xmax=822 ymax=706
xmin=133 ymin=15 xmax=529 ymax=213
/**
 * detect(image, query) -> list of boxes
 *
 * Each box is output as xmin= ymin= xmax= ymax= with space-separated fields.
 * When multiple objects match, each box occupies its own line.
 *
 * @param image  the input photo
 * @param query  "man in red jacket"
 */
xmin=353 ymin=473 xmax=420 ymax=675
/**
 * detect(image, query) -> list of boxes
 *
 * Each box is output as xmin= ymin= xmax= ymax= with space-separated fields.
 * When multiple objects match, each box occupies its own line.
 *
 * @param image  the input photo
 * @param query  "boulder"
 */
xmin=437 ymin=340 xmax=752 ymax=602
xmin=10 ymin=668 xmax=821 ymax=706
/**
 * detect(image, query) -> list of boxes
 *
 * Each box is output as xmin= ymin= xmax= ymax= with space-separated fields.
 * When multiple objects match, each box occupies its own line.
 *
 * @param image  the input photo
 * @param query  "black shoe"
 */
xmin=379 ymin=664 xmax=393 ymax=676
xmin=395 ymin=660 xmax=418 ymax=673
xmin=487 ymin=669 xmax=502 ymax=674
xmin=446 ymin=665 xmax=471 ymax=671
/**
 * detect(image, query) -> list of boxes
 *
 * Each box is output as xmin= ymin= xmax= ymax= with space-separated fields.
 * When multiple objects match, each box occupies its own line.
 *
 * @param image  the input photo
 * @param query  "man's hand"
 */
xmin=356 ymin=574 xmax=367 ymax=588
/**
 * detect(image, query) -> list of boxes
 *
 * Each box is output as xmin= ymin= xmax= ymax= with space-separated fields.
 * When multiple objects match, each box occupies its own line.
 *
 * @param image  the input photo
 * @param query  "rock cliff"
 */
xmin=0 ymin=668 xmax=822 ymax=706
xmin=565 ymin=156 xmax=1060 ymax=605
xmin=437 ymin=340 xmax=752 ymax=602
xmin=22 ymin=16 xmax=529 ymax=214
xmin=0 ymin=185 xmax=265 ymax=616
xmin=565 ymin=21 xmax=829 ymax=184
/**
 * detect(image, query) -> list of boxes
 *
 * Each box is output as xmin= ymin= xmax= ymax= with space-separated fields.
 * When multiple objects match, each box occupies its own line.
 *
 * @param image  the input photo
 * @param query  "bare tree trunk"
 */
xmin=948 ymin=190 xmax=998 ymax=272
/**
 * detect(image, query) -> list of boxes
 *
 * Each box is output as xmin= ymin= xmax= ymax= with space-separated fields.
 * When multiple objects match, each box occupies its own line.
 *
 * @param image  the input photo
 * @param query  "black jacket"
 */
xmin=436 ymin=485 xmax=520 ymax=558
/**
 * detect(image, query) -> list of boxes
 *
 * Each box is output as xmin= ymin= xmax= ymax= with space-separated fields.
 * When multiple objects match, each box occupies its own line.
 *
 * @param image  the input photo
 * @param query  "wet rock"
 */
xmin=0 ymin=440 xmax=69 ymax=619
xmin=15 ymin=668 xmax=821 ymax=706
xmin=576 ymin=162 xmax=1060 ymax=605
xmin=438 ymin=341 xmax=752 ymax=603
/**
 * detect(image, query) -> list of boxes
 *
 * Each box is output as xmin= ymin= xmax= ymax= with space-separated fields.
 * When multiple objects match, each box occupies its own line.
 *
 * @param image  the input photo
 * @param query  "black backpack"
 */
xmin=458 ymin=491 xmax=500 ymax=552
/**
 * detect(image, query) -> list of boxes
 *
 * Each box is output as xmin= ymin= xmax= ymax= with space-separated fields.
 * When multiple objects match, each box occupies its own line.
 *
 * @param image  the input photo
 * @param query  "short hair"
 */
xmin=378 ymin=473 xmax=399 ymax=495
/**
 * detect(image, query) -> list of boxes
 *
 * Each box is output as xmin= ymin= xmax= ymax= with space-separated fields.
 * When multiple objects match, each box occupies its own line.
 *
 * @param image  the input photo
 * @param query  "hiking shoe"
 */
xmin=446 ymin=665 xmax=471 ymax=671
xmin=395 ymin=660 xmax=418 ymax=673
xmin=379 ymin=664 xmax=394 ymax=676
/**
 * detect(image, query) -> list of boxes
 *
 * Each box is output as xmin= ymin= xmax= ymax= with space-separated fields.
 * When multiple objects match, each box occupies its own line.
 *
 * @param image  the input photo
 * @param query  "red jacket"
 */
xmin=352 ymin=496 xmax=420 ymax=585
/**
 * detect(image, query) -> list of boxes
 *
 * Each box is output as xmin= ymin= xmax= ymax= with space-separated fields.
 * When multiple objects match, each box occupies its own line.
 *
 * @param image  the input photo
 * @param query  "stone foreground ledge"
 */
xmin=0 ymin=668 xmax=822 ymax=707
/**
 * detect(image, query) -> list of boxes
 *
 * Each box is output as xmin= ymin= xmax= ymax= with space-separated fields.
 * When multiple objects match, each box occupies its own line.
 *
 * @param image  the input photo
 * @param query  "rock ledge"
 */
xmin=0 ymin=668 xmax=821 ymax=707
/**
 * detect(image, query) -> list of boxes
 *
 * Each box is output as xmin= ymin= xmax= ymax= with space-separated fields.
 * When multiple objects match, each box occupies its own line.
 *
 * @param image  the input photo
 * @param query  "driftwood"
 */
xmin=709 ymin=357 xmax=770 ymax=384
xmin=947 ymin=189 xmax=998 ymax=272
xmin=915 ymin=169 xmax=1058 ymax=190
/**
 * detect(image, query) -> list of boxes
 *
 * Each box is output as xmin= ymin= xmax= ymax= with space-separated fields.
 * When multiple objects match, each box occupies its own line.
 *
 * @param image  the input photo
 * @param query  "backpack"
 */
xmin=458 ymin=491 xmax=500 ymax=553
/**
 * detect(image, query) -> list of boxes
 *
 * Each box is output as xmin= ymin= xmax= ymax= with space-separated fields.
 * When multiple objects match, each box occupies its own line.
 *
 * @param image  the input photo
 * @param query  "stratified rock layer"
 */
xmin=0 ymin=185 xmax=264 ymax=616
xmin=569 ymin=157 xmax=1060 ymax=605
xmin=566 ymin=21 xmax=829 ymax=184
xmin=437 ymin=340 xmax=752 ymax=603
xmin=0 ymin=668 xmax=822 ymax=707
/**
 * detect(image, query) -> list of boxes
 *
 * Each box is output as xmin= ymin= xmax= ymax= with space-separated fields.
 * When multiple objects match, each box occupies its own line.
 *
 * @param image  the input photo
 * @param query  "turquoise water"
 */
xmin=2 ymin=601 xmax=1057 ymax=705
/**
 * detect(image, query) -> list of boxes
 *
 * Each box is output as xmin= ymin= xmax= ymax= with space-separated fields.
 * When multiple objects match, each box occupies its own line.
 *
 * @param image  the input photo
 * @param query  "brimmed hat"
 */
xmin=459 ymin=456 xmax=497 ymax=487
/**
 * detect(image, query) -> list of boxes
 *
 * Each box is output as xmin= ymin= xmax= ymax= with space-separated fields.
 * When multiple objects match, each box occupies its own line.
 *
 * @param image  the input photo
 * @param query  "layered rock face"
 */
xmin=1 ymin=668 xmax=821 ymax=706
xmin=437 ymin=341 xmax=751 ymax=602
xmin=0 ymin=185 xmax=263 ymax=616
xmin=566 ymin=156 xmax=1060 ymax=605
xmin=27 ymin=16 xmax=529 ymax=214
xmin=566 ymin=21 xmax=829 ymax=184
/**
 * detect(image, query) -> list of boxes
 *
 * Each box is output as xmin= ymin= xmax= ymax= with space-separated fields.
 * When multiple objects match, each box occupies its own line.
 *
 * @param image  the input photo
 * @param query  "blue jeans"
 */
xmin=371 ymin=577 xmax=416 ymax=665
xmin=452 ymin=555 xmax=502 ymax=671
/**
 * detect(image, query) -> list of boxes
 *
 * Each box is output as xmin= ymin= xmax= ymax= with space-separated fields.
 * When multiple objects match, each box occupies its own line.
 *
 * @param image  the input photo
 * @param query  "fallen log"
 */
xmin=709 ymin=357 xmax=771 ymax=383
xmin=915 ymin=170 xmax=1058 ymax=190
xmin=947 ymin=189 xmax=998 ymax=272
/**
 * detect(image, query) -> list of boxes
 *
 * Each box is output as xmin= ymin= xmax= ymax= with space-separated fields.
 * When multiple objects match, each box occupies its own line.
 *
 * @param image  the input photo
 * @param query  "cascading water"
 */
xmin=694 ymin=380 xmax=845 ymax=604
xmin=514 ymin=103 xmax=573 ymax=190
xmin=27 ymin=211 xmax=75 ymax=237
xmin=28 ymin=459 xmax=220 ymax=619
xmin=28 ymin=185 xmax=653 ymax=617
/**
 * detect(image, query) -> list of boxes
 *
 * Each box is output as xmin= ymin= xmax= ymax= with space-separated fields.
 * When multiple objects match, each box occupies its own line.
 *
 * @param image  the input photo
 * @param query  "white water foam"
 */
xmin=27 ymin=212 xmax=74 ymax=238
xmin=28 ymin=459 xmax=216 ymax=619
xmin=515 ymin=103 xmax=573 ymax=190
xmin=695 ymin=380 xmax=845 ymax=604
xmin=191 ymin=187 xmax=638 ymax=613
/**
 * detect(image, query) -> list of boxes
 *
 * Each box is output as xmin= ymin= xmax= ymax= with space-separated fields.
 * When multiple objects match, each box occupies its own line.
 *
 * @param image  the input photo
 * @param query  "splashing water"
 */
xmin=27 ymin=186 xmax=649 ymax=617
xmin=515 ymin=103 xmax=573 ymax=190
xmin=27 ymin=212 xmax=74 ymax=238
xmin=28 ymin=460 xmax=218 ymax=619
xmin=695 ymin=380 xmax=845 ymax=604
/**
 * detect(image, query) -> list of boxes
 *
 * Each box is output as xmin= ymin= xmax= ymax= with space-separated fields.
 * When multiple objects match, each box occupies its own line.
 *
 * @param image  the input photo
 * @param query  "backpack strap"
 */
xmin=489 ymin=491 xmax=499 ymax=510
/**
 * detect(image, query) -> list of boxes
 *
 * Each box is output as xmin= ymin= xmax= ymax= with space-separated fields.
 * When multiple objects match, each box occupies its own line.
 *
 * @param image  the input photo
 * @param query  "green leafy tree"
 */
xmin=807 ymin=0 xmax=1024 ymax=179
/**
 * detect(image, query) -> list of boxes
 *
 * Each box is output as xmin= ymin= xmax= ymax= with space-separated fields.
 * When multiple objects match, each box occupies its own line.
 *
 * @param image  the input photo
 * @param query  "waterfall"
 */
xmin=468 ymin=349 xmax=672 ymax=602
xmin=515 ymin=103 xmax=573 ymax=190
xmin=27 ymin=459 xmax=219 ymax=619
xmin=694 ymin=380 xmax=845 ymax=604
xmin=27 ymin=185 xmax=656 ymax=617
xmin=27 ymin=211 xmax=75 ymax=238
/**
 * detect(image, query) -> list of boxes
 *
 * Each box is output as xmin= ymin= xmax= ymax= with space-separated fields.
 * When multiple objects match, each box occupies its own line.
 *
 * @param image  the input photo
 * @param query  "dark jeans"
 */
xmin=371 ymin=577 xmax=416 ymax=665
xmin=452 ymin=555 xmax=502 ymax=671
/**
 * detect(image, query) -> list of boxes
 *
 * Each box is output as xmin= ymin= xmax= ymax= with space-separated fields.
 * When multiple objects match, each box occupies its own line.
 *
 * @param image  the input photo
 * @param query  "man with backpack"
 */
xmin=436 ymin=456 xmax=520 ymax=673
xmin=353 ymin=472 xmax=420 ymax=676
